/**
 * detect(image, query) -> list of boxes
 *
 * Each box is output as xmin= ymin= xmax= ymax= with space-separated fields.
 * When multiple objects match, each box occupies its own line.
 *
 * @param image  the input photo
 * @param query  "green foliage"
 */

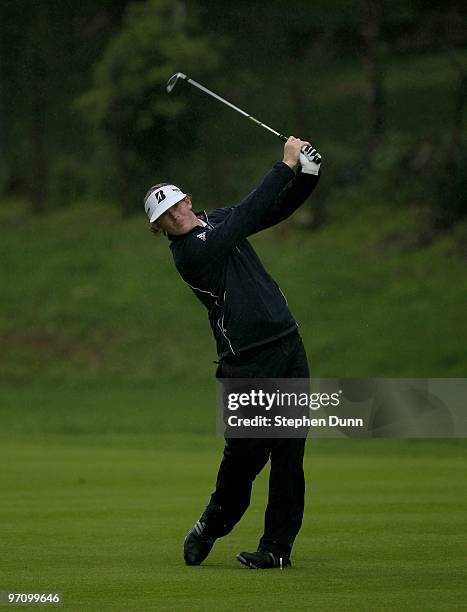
xmin=76 ymin=0 xmax=220 ymax=133
xmin=2 ymin=0 xmax=467 ymax=221
xmin=427 ymin=147 xmax=467 ymax=229
xmin=338 ymin=133 xmax=467 ymax=232
xmin=1 ymin=196 xmax=466 ymax=388
xmin=73 ymin=0 xmax=225 ymax=212
xmin=48 ymin=155 xmax=89 ymax=208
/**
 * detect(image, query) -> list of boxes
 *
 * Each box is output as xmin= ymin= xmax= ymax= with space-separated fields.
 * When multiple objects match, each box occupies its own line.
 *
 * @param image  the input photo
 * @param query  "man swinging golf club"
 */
xmin=144 ymin=136 xmax=321 ymax=568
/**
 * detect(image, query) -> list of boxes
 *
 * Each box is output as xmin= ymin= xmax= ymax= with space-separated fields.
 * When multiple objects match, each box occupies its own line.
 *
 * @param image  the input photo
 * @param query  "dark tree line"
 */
xmin=0 ymin=0 xmax=466 ymax=230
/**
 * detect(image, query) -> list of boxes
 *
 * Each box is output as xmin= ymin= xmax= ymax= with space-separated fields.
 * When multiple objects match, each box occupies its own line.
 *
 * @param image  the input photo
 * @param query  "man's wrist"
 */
xmin=282 ymin=159 xmax=297 ymax=169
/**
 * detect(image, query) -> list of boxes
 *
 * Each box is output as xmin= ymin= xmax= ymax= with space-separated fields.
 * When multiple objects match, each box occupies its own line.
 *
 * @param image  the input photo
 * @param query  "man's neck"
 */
xmin=194 ymin=214 xmax=207 ymax=228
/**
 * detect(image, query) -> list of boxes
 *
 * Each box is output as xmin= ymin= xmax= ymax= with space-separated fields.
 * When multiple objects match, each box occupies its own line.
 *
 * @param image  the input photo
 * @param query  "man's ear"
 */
xmin=185 ymin=195 xmax=193 ymax=210
xmin=150 ymin=221 xmax=162 ymax=234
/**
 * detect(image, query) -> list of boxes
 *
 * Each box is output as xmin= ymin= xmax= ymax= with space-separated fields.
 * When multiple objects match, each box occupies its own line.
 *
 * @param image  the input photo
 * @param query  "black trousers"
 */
xmin=201 ymin=330 xmax=310 ymax=557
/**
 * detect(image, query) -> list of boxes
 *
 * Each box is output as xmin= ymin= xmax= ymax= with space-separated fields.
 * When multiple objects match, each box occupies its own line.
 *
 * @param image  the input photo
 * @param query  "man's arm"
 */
xmin=251 ymin=167 xmax=320 ymax=234
xmin=178 ymin=138 xmax=305 ymax=266
xmin=207 ymin=143 xmax=321 ymax=234
xmin=179 ymin=162 xmax=293 ymax=265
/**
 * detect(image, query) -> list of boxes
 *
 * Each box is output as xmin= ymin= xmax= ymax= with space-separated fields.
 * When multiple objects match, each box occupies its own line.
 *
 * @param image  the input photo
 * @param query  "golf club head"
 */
xmin=166 ymin=72 xmax=187 ymax=93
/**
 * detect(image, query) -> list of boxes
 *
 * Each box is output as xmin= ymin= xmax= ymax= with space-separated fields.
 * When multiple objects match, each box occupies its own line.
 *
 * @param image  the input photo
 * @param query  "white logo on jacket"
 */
xmin=196 ymin=232 xmax=206 ymax=241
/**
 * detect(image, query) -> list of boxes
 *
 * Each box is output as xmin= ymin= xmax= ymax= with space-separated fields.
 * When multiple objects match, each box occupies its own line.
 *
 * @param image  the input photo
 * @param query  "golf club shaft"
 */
xmin=183 ymin=76 xmax=287 ymax=142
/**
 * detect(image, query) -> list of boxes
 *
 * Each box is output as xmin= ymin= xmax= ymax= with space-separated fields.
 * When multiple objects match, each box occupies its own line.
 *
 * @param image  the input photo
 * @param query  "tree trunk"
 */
xmin=289 ymin=77 xmax=308 ymax=140
xmin=114 ymin=131 xmax=131 ymax=217
xmin=28 ymin=6 xmax=49 ymax=215
xmin=447 ymin=57 xmax=467 ymax=162
xmin=30 ymin=81 xmax=47 ymax=214
xmin=361 ymin=0 xmax=385 ymax=160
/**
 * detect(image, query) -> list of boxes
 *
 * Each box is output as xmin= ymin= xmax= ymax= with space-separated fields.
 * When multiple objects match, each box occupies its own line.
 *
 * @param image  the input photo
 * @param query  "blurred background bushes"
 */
xmin=0 ymin=0 xmax=465 ymax=234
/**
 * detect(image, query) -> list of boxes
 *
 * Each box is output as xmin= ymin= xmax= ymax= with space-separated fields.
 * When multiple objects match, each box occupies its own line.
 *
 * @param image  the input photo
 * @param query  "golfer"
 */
xmin=144 ymin=137 xmax=321 ymax=569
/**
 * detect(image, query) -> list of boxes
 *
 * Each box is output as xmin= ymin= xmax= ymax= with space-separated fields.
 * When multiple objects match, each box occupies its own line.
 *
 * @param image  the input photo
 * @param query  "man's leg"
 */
xmin=238 ymin=331 xmax=310 ymax=568
xmin=202 ymin=437 xmax=271 ymax=535
xmin=184 ymin=437 xmax=270 ymax=565
xmin=262 ymin=332 xmax=309 ymax=555
xmin=186 ymin=331 xmax=310 ymax=567
xmin=258 ymin=437 xmax=306 ymax=556
xmin=201 ymin=346 xmax=282 ymax=538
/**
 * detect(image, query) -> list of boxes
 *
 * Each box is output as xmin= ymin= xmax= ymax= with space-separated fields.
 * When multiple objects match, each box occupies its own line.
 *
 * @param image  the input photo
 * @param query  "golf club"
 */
xmin=166 ymin=72 xmax=288 ymax=142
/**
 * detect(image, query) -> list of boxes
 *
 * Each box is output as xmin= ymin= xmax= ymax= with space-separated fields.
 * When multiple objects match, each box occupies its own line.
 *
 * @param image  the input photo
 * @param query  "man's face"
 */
xmin=154 ymin=196 xmax=194 ymax=235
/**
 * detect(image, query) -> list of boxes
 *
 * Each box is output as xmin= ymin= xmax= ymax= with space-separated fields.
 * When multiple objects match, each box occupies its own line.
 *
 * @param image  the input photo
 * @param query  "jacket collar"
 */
xmin=168 ymin=210 xmax=208 ymax=242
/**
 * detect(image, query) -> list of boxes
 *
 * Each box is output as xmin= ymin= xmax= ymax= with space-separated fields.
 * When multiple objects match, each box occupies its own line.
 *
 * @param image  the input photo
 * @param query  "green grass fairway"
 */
xmin=1 ymin=435 xmax=465 ymax=611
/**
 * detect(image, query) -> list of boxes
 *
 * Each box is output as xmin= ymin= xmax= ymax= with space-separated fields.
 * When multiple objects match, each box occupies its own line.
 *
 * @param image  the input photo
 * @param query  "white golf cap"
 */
xmin=144 ymin=184 xmax=187 ymax=223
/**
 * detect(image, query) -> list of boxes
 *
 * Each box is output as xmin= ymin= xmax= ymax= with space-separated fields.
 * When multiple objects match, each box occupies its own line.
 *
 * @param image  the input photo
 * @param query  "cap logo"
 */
xmin=144 ymin=183 xmax=187 ymax=222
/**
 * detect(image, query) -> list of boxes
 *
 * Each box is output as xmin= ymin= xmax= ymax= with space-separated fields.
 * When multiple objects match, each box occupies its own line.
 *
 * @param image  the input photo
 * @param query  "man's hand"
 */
xmin=299 ymin=144 xmax=322 ymax=176
xmin=282 ymin=136 xmax=309 ymax=169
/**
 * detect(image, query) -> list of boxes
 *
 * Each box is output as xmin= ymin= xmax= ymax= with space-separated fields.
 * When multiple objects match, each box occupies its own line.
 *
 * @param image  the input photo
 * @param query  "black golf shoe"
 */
xmin=237 ymin=548 xmax=291 ymax=569
xmin=183 ymin=520 xmax=216 ymax=566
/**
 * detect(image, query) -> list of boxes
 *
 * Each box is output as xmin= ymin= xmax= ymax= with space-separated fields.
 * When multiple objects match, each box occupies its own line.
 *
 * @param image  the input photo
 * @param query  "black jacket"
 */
xmin=169 ymin=161 xmax=320 ymax=358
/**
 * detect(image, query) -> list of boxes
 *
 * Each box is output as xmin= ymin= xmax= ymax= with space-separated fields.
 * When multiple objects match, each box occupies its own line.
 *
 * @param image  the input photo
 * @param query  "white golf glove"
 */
xmin=299 ymin=144 xmax=322 ymax=175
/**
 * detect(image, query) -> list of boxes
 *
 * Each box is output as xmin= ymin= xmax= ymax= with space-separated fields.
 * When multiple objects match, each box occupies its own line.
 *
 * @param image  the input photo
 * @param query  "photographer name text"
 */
xmin=227 ymin=415 xmax=364 ymax=428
